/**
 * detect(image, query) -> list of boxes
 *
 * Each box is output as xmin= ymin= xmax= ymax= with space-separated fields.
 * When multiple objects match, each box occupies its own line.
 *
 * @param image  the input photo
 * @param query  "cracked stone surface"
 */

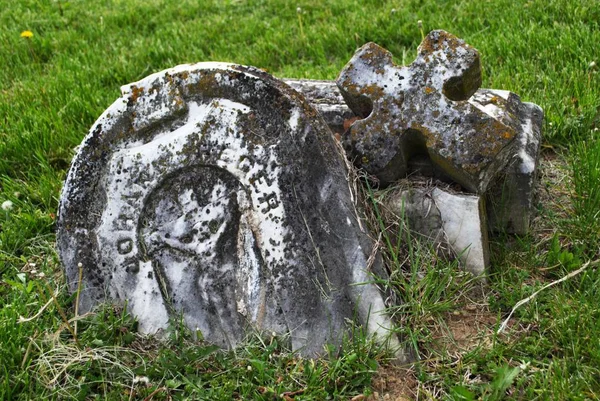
xmin=336 ymin=30 xmax=522 ymax=193
xmin=57 ymin=63 xmax=404 ymax=359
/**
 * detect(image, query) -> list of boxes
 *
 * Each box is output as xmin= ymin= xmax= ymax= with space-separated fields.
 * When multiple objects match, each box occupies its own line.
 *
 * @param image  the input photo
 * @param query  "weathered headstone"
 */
xmin=57 ymin=63 xmax=405 ymax=359
xmin=285 ymin=31 xmax=542 ymax=274
xmin=336 ymin=30 xmax=521 ymax=193
xmin=285 ymin=42 xmax=543 ymax=236
xmin=284 ymin=84 xmax=542 ymax=274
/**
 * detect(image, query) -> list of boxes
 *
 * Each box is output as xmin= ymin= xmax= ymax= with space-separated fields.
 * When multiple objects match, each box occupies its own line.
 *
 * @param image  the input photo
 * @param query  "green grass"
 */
xmin=1 ymin=0 xmax=599 ymax=399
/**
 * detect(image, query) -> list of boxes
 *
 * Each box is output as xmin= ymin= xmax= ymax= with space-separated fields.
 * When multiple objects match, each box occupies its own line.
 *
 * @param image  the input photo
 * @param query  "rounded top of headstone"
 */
xmin=57 ymin=61 xmax=327 ymax=311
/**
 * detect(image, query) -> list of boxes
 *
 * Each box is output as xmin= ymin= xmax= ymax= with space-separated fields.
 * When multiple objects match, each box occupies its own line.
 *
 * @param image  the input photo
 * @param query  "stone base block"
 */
xmin=385 ymin=183 xmax=489 ymax=276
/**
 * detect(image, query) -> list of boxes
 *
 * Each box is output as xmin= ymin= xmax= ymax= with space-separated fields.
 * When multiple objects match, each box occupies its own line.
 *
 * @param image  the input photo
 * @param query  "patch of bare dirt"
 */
xmin=364 ymin=365 xmax=418 ymax=401
xmin=429 ymin=304 xmax=498 ymax=356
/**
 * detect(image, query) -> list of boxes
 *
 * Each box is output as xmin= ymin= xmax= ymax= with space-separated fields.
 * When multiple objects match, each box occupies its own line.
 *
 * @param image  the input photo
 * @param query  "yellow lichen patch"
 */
xmin=129 ymin=86 xmax=144 ymax=103
xmin=425 ymin=87 xmax=435 ymax=94
xmin=418 ymin=31 xmax=460 ymax=56
xmin=361 ymin=84 xmax=384 ymax=98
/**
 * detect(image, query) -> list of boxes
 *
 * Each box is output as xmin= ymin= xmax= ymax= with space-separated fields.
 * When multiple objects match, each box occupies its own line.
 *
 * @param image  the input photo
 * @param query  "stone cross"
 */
xmin=337 ymin=30 xmax=521 ymax=193
xmin=284 ymin=78 xmax=543 ymax=236
xmin=57 ymin=62 xmax=404 ymax=359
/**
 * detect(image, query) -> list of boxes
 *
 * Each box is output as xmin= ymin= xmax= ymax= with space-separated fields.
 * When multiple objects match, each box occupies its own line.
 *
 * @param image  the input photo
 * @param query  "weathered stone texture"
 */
xmin=283 ymin=79 xmax=355 ymax=135
xmin=57 ymin=63 xmax=403 ymax=358
xmin=336 ymin=30 xmax=521 ymax=193
xmin=284 ymin=79 xmax=542 ymax=235
xmin=385 ymin=185 xmax=489 ymax=276
xmin=476 ymin=90 xmax=543 ymax=234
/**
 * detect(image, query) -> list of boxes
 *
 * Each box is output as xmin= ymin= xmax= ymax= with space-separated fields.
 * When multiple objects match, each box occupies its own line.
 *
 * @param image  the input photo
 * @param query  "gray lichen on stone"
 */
xmin=336 ymin=30 xmax=522 ymax=193
xmin=57 ymin=62 xmax=404 ymax=359
xmin=285 ymin=78 xmax=543 ymax=235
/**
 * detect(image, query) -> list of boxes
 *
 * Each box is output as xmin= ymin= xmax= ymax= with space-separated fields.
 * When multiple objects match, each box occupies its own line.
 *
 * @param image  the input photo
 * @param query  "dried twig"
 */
xmin=39 ymin=280 xmax=80 ymax=346
xmin=21 ymin=330 xmax=38 ymax=369
xmin=143 ymin=386 xmax=166 ymax=401
xmin=18 ymin=296 xmax=55 ymax=323
xmin=498 ymin=259 xmax=597 ymax=333
xmin=333 ymin=136 xmax=364 ymax=232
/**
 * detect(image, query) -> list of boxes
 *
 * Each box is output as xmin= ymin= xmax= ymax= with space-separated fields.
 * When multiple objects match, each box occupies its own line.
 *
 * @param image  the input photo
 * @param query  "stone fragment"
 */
xmin=336 ymin=30 xmax=520 ymax=193
xmin=472 ymin=90 xmax=543 ymax=234
xmin=285 ymin=79 xmax=543 ymax=235
xmin=57 ymin=63 xmax=404 ymax=359
xmin=283 ymin=79 xmax=355 ymax=135
xmin=385 ymin=184 xmax=489 ymax=276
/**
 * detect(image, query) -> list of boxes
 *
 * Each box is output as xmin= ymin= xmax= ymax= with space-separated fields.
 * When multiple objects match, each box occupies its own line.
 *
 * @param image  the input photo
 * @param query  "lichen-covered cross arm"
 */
xmin=336 ymin=30 xmax=519 ymax=193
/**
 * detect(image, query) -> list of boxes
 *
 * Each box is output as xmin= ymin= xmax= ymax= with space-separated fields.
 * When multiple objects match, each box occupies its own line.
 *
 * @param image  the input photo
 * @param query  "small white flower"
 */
xmin=417 ymin=20 xmax=423 ymax=29
xmin=296 ymin=7 xmax=301 ymax=13
xmin=77 ymin=262 xmax=83 ymax=268
xmin=590 ymin=61 xmax=596 ymax=68
xmin=1 ymin=200 xmax=13 ymax=211
xmin=247 ymin=365 xmax=252 ymax=371
xmin=38 ymin=272 xmax=45 ymax=278
xmin=13 ymin=192 xmax=20 ymax=198
xmin=391 ymin=8 xmax=397 ymax=13
xmin=133 ymin=375 xmax=150 ymax=385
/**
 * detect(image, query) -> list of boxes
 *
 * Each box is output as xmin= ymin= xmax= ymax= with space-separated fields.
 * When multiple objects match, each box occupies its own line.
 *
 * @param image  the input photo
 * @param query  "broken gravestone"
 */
xmin=336 ymin=30 xmax=522 ymax=194
xmin=384 ymin=182 xmax=489 ymax=276
xmin=285 ymin=80 xmax=542 ymax=275
xmin=285 ymin=30 xmax=543 ymax=274
xmin=57 ymin=63 xmax=405 ymax=359
xmin=284 ymin=78 xmax=543 ymax=237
